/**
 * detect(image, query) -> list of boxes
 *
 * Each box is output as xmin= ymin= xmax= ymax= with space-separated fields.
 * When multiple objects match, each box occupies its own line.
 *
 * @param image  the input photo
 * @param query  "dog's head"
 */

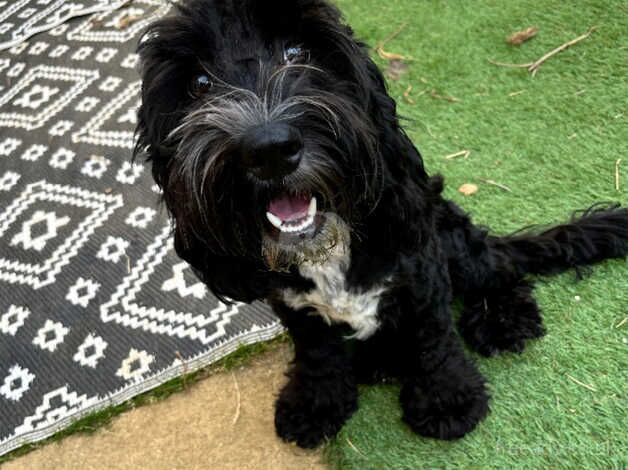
xmin=136 ymin=0 xmax=427 ymax=301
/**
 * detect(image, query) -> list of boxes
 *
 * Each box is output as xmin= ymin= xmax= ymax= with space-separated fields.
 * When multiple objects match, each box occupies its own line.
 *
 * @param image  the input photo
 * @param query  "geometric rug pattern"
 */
xmin=0 ymin=1 xmax=281 ymax=456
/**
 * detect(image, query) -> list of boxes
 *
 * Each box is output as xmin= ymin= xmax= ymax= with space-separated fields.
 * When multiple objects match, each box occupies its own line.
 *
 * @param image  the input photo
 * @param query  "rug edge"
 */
xmin=0 ymin=321 xmax=285 ymax=458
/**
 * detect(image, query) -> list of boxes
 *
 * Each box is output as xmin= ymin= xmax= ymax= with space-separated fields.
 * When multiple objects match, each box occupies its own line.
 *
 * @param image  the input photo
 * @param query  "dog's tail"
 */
xmin=488 ymin=203 xmax=628 ymax=278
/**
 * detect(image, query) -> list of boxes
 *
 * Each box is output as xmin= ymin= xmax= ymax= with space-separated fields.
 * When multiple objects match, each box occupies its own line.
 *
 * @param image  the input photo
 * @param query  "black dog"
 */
xmin=135 ymin=0 xmax=628 ymax=448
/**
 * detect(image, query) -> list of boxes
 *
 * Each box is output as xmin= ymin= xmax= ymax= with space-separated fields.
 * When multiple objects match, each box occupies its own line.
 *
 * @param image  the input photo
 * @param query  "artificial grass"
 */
xmin=325 ymin=0 xmax=627 ymax=468
xmin=3 ymin=1 xmax=624 ymax=467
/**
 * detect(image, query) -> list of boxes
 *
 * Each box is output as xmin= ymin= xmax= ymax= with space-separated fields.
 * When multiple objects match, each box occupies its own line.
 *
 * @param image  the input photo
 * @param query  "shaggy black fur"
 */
xmin=135 ymin=0 xmax=628 ymax=448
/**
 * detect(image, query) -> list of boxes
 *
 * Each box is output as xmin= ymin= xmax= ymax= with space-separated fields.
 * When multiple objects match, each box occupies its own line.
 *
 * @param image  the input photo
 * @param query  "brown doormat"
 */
xmin=4 ymin=344 xmax=325 ymax=469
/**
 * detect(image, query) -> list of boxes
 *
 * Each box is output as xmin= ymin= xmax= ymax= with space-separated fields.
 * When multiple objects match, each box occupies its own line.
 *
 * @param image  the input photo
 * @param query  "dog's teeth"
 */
xmin=266 ymin=212 xmax=283 ymax=229
xmin=308 ymin=197 xmax=317 ymax=217
xmin=274 ymin=214 xmax=315 ymax=234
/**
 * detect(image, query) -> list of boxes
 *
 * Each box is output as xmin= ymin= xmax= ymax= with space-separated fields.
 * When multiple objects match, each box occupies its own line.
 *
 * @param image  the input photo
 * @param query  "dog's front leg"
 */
xmin=385 ymin=289 xmax=490 ymax=440
xmin=271 ymin=301 xmax=358 ymax=448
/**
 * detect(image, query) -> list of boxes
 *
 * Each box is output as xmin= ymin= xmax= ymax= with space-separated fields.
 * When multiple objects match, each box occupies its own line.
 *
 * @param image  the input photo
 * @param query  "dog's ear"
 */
xmin=361 ymin=52 xmax=428 ymax=181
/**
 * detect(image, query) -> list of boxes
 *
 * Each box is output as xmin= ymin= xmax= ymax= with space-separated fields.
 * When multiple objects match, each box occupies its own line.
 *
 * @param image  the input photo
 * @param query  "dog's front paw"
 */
xmin=400 ymin=380 xmax=489 ymax=440
xmin=459 ymin=282 xmax=545 ymax=357
xmin=274 ymin=376 xmax=357 ymax=448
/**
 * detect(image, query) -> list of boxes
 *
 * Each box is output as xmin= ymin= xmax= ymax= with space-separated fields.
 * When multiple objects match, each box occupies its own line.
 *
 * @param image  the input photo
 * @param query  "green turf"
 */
xmin=325 ymin=0 xmax=627 ymax=468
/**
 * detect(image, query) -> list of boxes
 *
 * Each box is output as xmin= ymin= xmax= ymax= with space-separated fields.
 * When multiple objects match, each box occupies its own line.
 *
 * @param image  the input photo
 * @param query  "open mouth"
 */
xmin=266 ymin=193 xmax=318 ymax=235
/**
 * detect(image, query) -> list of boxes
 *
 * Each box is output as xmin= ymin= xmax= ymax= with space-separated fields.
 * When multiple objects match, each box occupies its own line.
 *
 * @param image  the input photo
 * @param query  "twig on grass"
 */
xmin=566 ymin=374 xmax=597 ymax=392
xmin=490 ymin=27 xmax=596 ymax=76
xmin=615 ymin=158 xmax=622 ymax=191
xmin=346 ymin=438 xmax=366 ymax=457
xmin=444 ymin=149 xmax=471 ymax=160
xmin=615 ymin=316 xmax=627 ymax=329
xmin=479 ymin=178 xmax=512 ymax=192
xmin=231 ymin=372 xmax=241 ymax=425
xmin=376 ymin=23 xmax=409 ymax=60
xmin=403 ymin=85 xmax=415 ymax=104
xmin=430 ymin=89 xmax=460 ymax=103
xmin=529 ymin=27 xmax=596 ymax=76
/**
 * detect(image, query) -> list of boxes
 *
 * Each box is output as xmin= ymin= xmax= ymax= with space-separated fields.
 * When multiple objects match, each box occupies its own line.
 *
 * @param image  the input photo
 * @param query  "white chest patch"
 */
xmin=282 ymin=244 xmax=387 ymax=340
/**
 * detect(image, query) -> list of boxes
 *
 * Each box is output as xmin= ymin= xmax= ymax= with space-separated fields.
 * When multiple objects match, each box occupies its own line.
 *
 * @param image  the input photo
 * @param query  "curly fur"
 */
xmin=135 ymin=0 xmax=628 ymax=448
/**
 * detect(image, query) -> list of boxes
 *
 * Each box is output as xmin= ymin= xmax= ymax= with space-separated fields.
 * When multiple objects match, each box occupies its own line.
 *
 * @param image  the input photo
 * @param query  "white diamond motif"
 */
xmin=96 ymin=236 xmax=129 ymax=263
xmin=0 ymin=171 xmax=20 ymax=191
xmin=116 ymin=161 xmax=143 ymax=184
xmin=0 ymin=137 xmax=21 ymax=156
xmin=80 ymin=155 xmax=110 ymax=178
xmin=0 ymin=181 xmax=124 ymax=288
xmin=66 ymin=277 xmax=100 ymax=308
xmin=98 ymin=76 xmax=121 ymax=92
xmin=116 ymin=348 xmax=154 ymax=381
xmin=0 ymin=304 xmax=31 ymax=336
xmin=21 ymin=143 xmax=47 ymax=161
xmin=48 ymin=120 xmax=73 ymax=136
xmin=95 ymin=47 xmax=117 ymax=63
xmin=75 ymin=96 xmax=99 ymax=112
xmin=11 ymin=209 xmax=70 ymax=252
xmin=49 ymin=44 xmax=69 ymax=58
xmin=0 ymin=65 xmax=100 ymax=130
xmin=125 ymin=207 xmax=156 ymax=229
xmin=0 ymin=365 xmax=35 ymax=401
xmin=49 ymin=147 xmax=75 ymax=169
xmin=73 ymin=334 xmax=108 ymax=368
xmin=13 ymin=84 xmax=59 ymax=109
xmin=32 ymin=319 xmax=70 ymax=352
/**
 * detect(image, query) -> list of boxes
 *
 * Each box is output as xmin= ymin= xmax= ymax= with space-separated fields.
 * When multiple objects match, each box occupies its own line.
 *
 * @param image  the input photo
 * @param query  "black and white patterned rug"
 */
xmin=0 ymin=0 xmax=131 ymax=51
xmin=0 ymin=0 xmax=281 ymax=457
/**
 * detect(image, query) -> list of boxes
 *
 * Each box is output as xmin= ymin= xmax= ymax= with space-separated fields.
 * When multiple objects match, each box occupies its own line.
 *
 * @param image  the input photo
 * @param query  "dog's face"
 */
xmin=136 ymin=0 xmax=409 ymax=294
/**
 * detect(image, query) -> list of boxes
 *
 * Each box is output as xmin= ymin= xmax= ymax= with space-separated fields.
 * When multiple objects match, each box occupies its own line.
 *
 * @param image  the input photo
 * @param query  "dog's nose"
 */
xmin=240 ymin=123 xmax=303 ymax=180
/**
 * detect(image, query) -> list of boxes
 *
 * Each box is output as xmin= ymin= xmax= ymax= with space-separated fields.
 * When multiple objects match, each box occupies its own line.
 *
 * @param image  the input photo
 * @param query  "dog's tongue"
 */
xmin=268 ymin=194 xmax=310 ymax=222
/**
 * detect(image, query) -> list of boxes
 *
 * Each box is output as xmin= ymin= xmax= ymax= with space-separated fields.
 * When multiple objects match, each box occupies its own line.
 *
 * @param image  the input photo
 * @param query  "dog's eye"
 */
xmin=190 ymin=73 xmax=213 ymax=96
xmin=283 ymin=45 xmax=307 ymax=64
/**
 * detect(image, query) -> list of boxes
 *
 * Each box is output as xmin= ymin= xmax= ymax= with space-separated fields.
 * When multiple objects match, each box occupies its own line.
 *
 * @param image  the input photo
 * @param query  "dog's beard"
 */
xmin=163 ymin=66 xmax=380 ymax=269
xmin=262 ymin=212 xmax=350 ymax=271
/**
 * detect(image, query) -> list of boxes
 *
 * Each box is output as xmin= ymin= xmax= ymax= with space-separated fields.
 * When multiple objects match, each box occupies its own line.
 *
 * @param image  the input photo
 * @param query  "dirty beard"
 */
xmin=262 ymin=213 xmax=351 ymax=272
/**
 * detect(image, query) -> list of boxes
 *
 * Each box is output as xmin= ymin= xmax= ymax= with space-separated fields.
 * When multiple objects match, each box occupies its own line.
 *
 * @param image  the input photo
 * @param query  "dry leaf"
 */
xmin=376 ymin=23 xmax=409 ymax=61
xmin=507 ymin=27 xmax=539 ymax=45
xmin=117 ymin=14 xmax=142 ymax=30
xmin=385 ymin=59 xmax=408 ymax=81
xmin=90 ymin=18 xmax=104 ymax=28
xmin=458 ymin=183 xmax=478 ymax=196
xmin=376 ymin=47 xmax=406 ymax=61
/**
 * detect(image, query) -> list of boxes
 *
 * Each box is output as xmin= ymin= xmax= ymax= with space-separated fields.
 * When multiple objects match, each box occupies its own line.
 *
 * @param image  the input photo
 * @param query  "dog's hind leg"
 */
xmin=457 ymin=280 xmax=545 ymax=356
xmin=437 ymin=201 xmax=544 ymax=355
xmin=441 ymin=201 xmax=628 ymax=356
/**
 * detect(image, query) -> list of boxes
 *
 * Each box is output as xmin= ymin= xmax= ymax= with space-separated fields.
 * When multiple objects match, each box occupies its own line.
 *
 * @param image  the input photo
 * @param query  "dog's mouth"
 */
xmin=265 ymin=192 xmax=320 ymax=238
xmin=262 ymin=191 xmax=349 ymax=269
